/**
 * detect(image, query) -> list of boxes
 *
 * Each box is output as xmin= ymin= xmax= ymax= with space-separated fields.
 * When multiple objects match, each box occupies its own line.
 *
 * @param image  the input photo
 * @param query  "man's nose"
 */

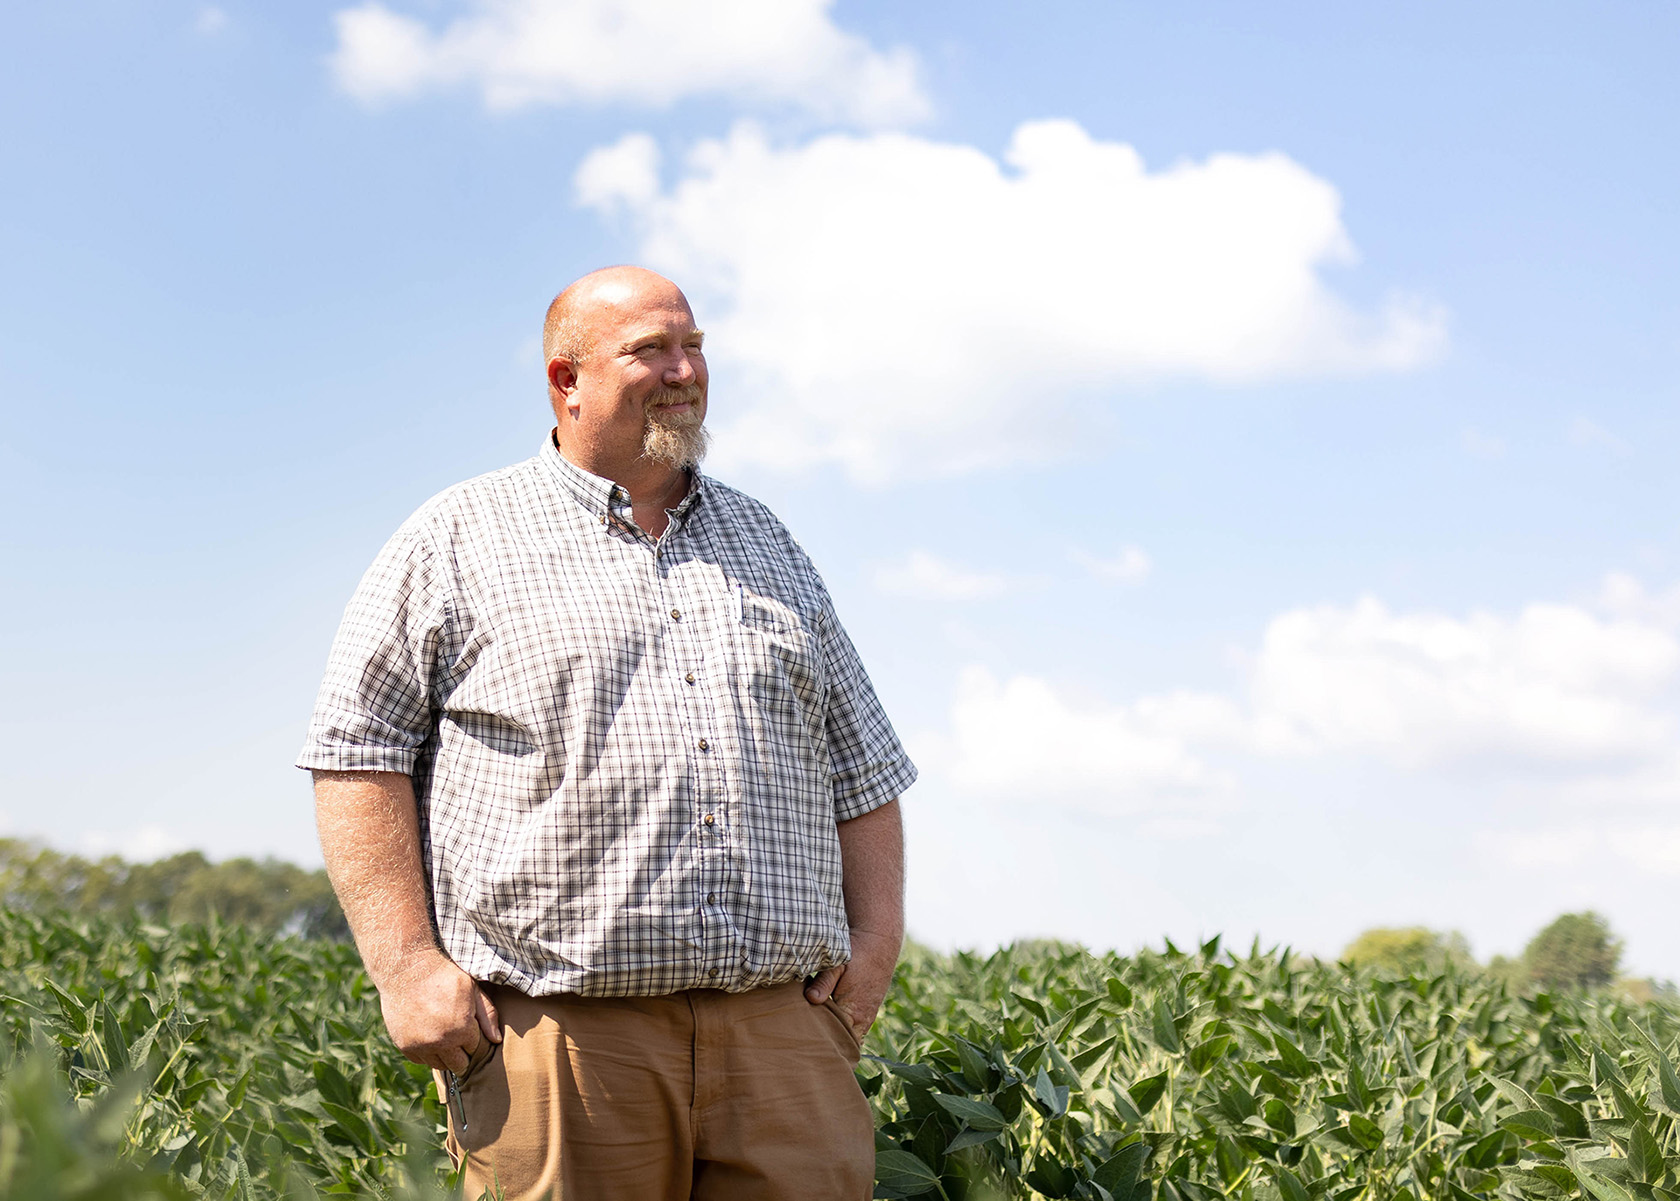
xmin=662 ymin=350 xmax=696 ymax=385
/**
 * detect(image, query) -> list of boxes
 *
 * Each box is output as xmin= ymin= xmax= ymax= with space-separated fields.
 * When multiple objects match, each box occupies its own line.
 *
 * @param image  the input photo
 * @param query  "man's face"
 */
xmin=553 ymin=276 xmax=709 ymax=471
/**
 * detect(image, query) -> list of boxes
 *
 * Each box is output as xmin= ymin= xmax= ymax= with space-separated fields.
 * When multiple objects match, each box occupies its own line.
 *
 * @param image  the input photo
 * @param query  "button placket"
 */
xmin=659 ymin=547 xmax=736 ymax=985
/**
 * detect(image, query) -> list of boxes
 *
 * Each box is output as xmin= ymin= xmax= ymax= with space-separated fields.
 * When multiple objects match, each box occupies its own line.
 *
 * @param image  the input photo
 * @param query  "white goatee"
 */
xmin=641 ymin=384 xmax=710 ymax=469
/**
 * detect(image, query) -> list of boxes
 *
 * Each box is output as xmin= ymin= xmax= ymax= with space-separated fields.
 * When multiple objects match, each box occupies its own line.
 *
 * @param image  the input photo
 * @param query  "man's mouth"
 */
xmin=648 ymin=386 xmax=704 ymax=421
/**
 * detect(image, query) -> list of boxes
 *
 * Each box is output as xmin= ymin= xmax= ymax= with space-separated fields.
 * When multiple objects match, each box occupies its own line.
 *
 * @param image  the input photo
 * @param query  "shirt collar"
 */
xmin=540 ymin=432 xmax=706 ymax=533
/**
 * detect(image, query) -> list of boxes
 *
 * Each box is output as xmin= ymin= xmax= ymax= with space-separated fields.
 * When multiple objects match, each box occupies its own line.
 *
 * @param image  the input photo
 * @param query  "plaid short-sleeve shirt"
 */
xmin=297 ymin=439 xmax=915 ymax=997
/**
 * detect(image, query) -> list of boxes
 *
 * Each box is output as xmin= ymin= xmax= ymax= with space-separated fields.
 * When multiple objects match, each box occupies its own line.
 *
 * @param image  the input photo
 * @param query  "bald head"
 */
xmin=542 ymin=265 xmax=710 ymax=480
xmin=543 ymin=266 xmax=693 ymax=369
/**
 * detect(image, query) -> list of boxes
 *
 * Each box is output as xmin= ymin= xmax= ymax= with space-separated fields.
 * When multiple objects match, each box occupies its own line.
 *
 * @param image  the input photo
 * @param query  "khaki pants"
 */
xmin=437 ymin=980 xmax=875 ymax=1201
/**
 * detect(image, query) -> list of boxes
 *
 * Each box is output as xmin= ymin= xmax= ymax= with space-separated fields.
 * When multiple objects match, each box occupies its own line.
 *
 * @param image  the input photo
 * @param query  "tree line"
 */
xmin=0 ymin=839 xmax=348 ymax=940
xmin=1341 ymin=912 xmax=1673 ymax=997
xmin=2 ymin=837 xmax=1665 ymax=999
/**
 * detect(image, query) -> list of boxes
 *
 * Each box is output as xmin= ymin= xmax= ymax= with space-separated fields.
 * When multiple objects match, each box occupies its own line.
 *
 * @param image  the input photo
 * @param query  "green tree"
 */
xmin=1523 ymin=911 xmax=1622 ymax=989
xmin=1342 ymin=926 xmax=1472 ymax=975
xmin=0 ymin=839 xmax=346 ymax=939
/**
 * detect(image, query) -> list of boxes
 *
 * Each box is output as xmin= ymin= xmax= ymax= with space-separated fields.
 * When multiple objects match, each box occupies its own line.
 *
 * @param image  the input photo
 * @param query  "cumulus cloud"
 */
xmin=1599 ymin=572 xmax=1680 ymax=631
xmin=1481 ymin=823 xmax=1680 ymax=876
xmin=328 ymin=0 xmax=928 ymax=125
xmin=914 ymin=666 xmax=1242 ymax=819
xmin=872 ymin=551 xmax=1023 ymax=600
xmin=577 ymin=120 xmax=1445 ymax=480
xmin=1248 ymin=596 xmax=1679 ymax=769
xmin=919 ymin=581 xmax=1680 ymax=826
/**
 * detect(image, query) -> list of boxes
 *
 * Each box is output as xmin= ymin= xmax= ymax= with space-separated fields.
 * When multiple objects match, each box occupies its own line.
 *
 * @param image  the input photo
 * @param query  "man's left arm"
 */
xmin=804 ymin=798 xmax=904 ymax=1040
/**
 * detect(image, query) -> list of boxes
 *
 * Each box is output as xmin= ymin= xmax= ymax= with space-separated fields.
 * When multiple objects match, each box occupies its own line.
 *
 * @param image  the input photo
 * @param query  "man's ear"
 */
xmin=547 ymin=357 xmax=581 ymax=415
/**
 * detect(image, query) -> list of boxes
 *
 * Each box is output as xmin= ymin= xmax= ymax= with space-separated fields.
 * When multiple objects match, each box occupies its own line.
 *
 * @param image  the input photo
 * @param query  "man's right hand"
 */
xmin=378 ymin=949 xmax=502 ymax=1074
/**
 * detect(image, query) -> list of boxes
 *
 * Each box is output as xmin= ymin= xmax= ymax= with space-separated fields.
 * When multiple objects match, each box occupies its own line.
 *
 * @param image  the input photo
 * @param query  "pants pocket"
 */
xmin=457 ymin=1037 xmax=500 ymax=1086
xmin=821 ymin=997 xmax=865 ymax=1059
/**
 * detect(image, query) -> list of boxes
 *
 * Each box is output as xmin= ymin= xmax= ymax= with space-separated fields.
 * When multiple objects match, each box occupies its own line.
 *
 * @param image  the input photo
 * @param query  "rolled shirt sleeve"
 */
xmin=296 ymin=520 xmax=450 ymax=776
xmin=812 ymin=583 xmax=918 ymax=822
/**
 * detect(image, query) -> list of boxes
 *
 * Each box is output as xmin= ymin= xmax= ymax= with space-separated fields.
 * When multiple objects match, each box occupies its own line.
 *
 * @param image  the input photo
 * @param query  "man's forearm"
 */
xmin=313 ymin=769 xmax=440 ymax=990
xmin=837 ymin=798 xmax=904 ymax=954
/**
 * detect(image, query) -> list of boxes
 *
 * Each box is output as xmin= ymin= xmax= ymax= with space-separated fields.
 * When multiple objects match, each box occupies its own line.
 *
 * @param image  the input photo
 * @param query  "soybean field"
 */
xmin=4 ymin=908 xmax=1680 ymax=1201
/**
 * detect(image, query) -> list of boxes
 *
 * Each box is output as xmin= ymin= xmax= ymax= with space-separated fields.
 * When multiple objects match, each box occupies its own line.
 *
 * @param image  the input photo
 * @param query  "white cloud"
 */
xmin=1599 ymin=571 xmax=1680 ymax=631
xmin=1481 ymin=823 xmax=1680 ymax=876
xmin=575 ymin=132 xmax=661 ymax=210
xmin=1248 ymin=596 xmax=1679 ymax=768
xmin=1460 ymin=426 xmax=1505 ymax=459
xmin=914 ymin=666 xmax=1241 ymax=818
xmin=1073 ymin=545 xmax=1152 ymax=584
xmin=1570 ymin=416 xmax=1630 ymax=454
xmin=872 ymin=551 xmax=1021 ymax=600
xmin=328 ymin=0 xmax=928 ymax=125
xmin=579 ymin=121 xmax=1447 ymax=480
xmin=919 ymin=582 xmax=1680 ymax=826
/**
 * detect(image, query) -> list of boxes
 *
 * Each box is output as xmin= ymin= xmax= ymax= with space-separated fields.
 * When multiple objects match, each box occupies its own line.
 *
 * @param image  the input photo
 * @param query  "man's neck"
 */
xmin=554 ymin=432 xmax=689 ymax=536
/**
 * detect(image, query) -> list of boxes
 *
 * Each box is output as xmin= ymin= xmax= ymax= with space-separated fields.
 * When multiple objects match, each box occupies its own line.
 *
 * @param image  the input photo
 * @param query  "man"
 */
xmin=298 ymin=266 xmax=914 ymax=1200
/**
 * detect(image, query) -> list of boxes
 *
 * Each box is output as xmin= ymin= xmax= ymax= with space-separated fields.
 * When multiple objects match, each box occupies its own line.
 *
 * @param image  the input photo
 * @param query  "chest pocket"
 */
xmin=733 ymin=588 xmax=827 ymax=721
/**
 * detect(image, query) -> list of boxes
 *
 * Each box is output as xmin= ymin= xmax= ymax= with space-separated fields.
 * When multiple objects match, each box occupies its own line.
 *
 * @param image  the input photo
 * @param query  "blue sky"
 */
xmin=4 ymin=2 xmax=1678 ymax=975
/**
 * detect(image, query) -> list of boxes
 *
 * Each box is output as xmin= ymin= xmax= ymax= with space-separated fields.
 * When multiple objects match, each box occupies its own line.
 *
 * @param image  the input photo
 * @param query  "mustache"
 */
xmin=646 ymin=383 xmax=705 ymax=411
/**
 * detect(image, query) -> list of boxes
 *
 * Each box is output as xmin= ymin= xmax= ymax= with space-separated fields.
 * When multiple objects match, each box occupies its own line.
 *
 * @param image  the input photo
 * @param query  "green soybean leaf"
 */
xmin=874 ymin=1148 xmax=941 ymax=1195
xmin=951 ymin=1037 xmax=993 ymax=1092
xmin=875 ymin=1057 xmax=943 ymax=1088
xmin=311 ymin=1061 xmax=357 ymax=1111
xmin=1275 ymin=1166 xmax=1312 ymax=1201
xmin=1537 ymin=1094 xmax=1588 ymax=1139
xmin=1095 ymin=1141 xmax=1151 ymax=1194
xmin=1594 ymin=1049 xmax=1628 ymax=1089
xmin=1034 ymin=1064 xmax=1069 ymax=1117
xmin=1027 ymin=1159 xmax=1080 ymax=1200
xmin=931 ymin=1093 xmax=1006 ymax=1131
xmin=1274 ymin=1032 xmax=1315 ymax=1079
xmin=1656 ymin=1051 xmax=1680 ymax=1117
xmin=1129 ymin=1071 xmax=1169 ymax=1115
xmin=1011 ymin=990 xmax=1049 ymax=1023
xmin=1152 ymin=997 xmax=1182 ymax=1053
xmin=1491 ymin=1077 xmax=1539 ymax=1111
xmin=1072 ymin=1035 xmax=1118 ymax=1076
xmin=1214 ymin=1135 xmax=1246 ymax=1187
xmin=1500 ymin=1108 xmax=1558 ymax=1141
xmin=944 ymin=1127 xmax=1000 ymax=1153
xmin=1107 ymin=1083 xmax=1145 ymax=1125
xmin=1190 ymin=1034 xmax=1234 ymax=1074
xmin=1347 ymin=1113 xmax=1384 ymax=1151
xmin=1576 ymin=1168 xmax=1639 ymax=1201
xmin=1628 ymin=1120 xmax=1663 ymax=1184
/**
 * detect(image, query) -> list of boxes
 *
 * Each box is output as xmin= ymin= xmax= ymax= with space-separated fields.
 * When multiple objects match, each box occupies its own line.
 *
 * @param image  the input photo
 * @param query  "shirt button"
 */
xmin=702 ymin=813 xmax=715 ymax=826
xmin=685 ymin=672 xmax=695 ymax=684
xmin=697 ymin=738 xmax=709 ymax=752
xmin=706 ymin=892 xmax=717 ymax=905
xmin=670 ymin=608 xmax=681 ymax=620
xmin=708 ymin=968 xmax=719 ymax=979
